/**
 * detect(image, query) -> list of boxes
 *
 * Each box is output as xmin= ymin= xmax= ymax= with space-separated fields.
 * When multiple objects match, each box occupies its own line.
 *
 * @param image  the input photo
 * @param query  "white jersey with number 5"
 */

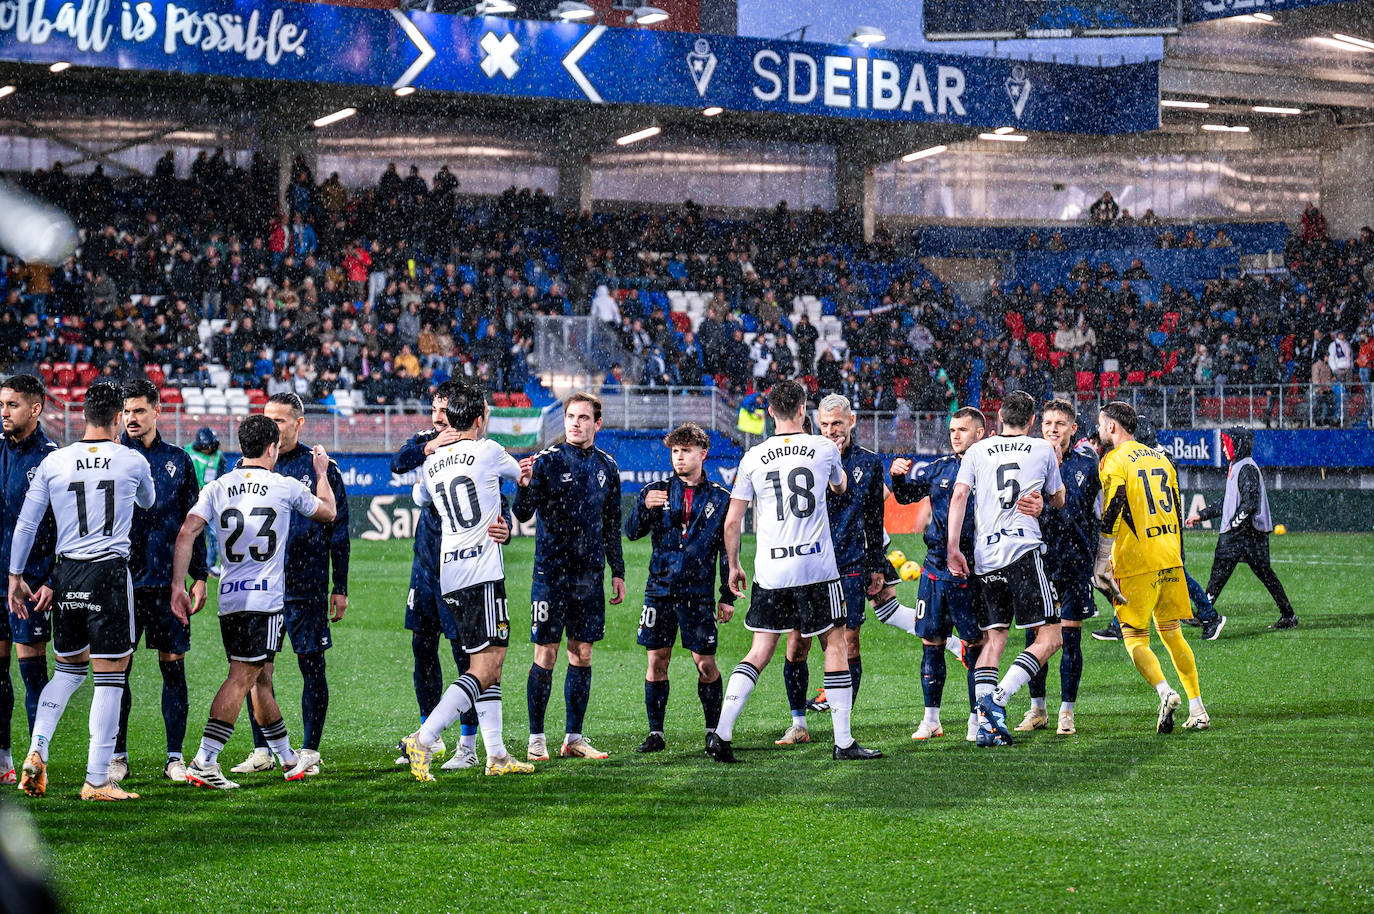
xmin=189 ymin=467 xmax=320 ymax=615
xmin=10 ymin=440 xmax=154 ymax=571
xmin=731 ymin=433 xmax=845 ymax=589
xmin=956 ymin=434 xmax=1064 ymax=574
xmin=417 ymin=437 xmax=520 ymax=593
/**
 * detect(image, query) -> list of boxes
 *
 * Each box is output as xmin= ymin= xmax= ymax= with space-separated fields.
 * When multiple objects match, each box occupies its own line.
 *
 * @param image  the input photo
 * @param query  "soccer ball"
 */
xmin=899 ymin=561 xmax=920 ymax=582
xmin=1274 ymin=523 xmax=1286 ymax=535
xmin=887 ymin=549 xmax=906 ymax=570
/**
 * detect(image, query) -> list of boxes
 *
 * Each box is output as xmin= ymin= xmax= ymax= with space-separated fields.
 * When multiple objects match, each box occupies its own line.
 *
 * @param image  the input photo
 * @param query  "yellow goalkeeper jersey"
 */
xmin=1099 ymin=440 xmax=1183 ymax=576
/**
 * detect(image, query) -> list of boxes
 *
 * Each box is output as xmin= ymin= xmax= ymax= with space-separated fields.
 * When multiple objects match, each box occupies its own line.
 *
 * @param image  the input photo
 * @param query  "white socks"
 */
xmin=824 ymin=671 xmax=853 ymax=747
xmin=1155 ymin=680 xmax=1174 ymax=700
xmin=30 ymin=660 xmax=88 ymax=762
xmin=418 ymin=674 xmax=480 ymax=746
xmin=1031 ymin=697 xmax=1048 ymax=712
xmin=715 ymin=662 xmax=760 ymax=742
xmin=87 ymin=671 xmax=124 ymax=785
xmin=1189 ymin=697 xmax=1205 ymax=715
xmin=993 ymin=653 xmax=1042 ymax=707
xmin=874 ymin=598 xmax=918 ymax=634
xmin=923 ymin=707 xmax=941 ymax=726
xmin=477 ymin=685 xmax=505 ymax=758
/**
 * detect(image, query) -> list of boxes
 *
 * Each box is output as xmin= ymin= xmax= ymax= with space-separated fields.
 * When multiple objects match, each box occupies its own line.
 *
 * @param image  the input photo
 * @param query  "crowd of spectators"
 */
xmin=2 ymin=158 xmax=1372 ymax=425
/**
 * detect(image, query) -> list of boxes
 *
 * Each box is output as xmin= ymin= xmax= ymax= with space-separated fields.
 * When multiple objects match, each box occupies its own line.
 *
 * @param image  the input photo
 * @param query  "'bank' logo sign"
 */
xmin=1158 ymin=430 xmax=1220 ymax=466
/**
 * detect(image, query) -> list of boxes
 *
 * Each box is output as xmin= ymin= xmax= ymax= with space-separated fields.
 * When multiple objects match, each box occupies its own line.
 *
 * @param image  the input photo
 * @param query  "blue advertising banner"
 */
xmin=0 ymin=0 xmax=1160 ymax=133
xmin=1183 ymin=0 xmax=1350 ymax=24
xmin=1154 ymin=429 xmax=1222 ymax=467
xmin=925 ymin=0 xmax=1179 ymax=39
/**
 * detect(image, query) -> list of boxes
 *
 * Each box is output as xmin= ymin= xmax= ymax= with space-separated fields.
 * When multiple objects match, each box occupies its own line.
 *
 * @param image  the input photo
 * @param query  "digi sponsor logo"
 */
xmin=769 ymin=541 xmax=824 ymax=560
xmin=442 ymin=544 xmax=485 ymax=563
xmin=221 ymin=578 xmax=270 ymax=593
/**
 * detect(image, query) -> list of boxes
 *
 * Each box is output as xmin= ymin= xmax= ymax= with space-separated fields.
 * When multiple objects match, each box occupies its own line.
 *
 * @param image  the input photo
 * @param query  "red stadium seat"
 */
xmin=70 ymin=386 xmax=88 ymax=403
xmin=1161 ymin=311 xmax=1181 ymax=333
xmin=509 ymin=394 xmax=532 ymax=408
xmin=47 ymin=387 xmax=70 ymax=402
xmin=38 ymin=363 xmax=54 ymax=383
xmin=247 ymin=389 xmax=268 ymax=405
xmin=54 ymin=368 xmax=75 ymax=387
xmin=1099 ymin=371 xmax=1121 ymax=396
xmin=1126 ymin=370 xmax=1146 ymax=385
xmin=76 ymin=366 xmax=99 ymax=387
xmin=51 ymin=361 xmax=74 ymax=375
xmin=1076 ymin=371 xmax=1096 ymax=393
xmin=981 ymin=398 xmax=1001 ymax=418
xmin=1162 ymin=350 xmax=1179 ymax=375
xmin=146 ymin=366 xmax=166 ymax=386
xmin=893 ymin=377 xmax=908 ymax=399
xmin=74 ymin=361 xmax=91 ymax=374
xmin=1005 ymin=312 xmax=1026 ymax=341
xmin=1026 ymin=332 xmax=1049 ymax=361
xmin=492 ymin=392 xmax=512 ymax=407
xmin=1049 ymin=351 xmax=1068 ymax=369
xmin=159 ymin=387 xmax=183 ymax=405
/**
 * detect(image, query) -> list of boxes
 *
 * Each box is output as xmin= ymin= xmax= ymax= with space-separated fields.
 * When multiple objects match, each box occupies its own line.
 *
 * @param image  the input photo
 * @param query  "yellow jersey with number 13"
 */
xmin=1099 ymin=440 xmax=1183 ymax=576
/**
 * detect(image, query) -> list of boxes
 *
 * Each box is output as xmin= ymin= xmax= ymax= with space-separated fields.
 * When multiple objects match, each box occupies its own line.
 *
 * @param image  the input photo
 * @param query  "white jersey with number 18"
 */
xmin=731 ymin=433 xmax=845 ymax=590
xmin=417 ymin=437 xmax=521 ymax=593
xmin=956 ymin=434 xmax=1064 ymax=574
xmin=189 ymin=466 xmax=321 ymax=615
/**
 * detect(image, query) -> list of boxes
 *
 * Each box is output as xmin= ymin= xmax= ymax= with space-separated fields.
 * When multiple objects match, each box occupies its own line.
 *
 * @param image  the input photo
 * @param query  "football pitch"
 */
xmin=20 ymin=532 xmax=1374 ymax=913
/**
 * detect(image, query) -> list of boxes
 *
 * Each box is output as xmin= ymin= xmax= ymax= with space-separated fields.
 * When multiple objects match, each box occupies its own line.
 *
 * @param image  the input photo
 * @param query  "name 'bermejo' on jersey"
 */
xmin=189 ymin=468 xmax=321 ymax=616
xmin=730 ymin=435 xmax=845 ymax=590
xmin=417 ymin=438 xmax=521 ymax=594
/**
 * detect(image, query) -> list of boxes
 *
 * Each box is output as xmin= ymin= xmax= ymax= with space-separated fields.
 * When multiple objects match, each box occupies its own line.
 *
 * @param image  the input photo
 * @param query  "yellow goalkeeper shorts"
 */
xmin=1113 ymin=566 xmax=1191 ymax=631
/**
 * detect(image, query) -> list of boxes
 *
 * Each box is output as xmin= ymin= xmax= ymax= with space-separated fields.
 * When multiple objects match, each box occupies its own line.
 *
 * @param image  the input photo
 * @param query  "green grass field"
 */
xmin=16 ymin=532 xmax=1374 ymax=913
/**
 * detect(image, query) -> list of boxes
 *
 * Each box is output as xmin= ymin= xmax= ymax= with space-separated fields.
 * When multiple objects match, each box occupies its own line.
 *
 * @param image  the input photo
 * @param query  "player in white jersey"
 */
xmin=947 ymin=391 xmax=1065 ymax=747
xmin=170 ymin=414 xmax=336 ymax=789
xmin=708 ymin=380 xmax=881 ymax=763
xmin=401 ymin=382 xmax=534 ymax=779
xmin=8 ymin=383 xmax=155 ymax=801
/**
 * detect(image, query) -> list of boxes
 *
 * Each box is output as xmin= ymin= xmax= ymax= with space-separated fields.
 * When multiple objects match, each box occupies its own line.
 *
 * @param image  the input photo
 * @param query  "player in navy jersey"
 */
xmin=773 ymin=395 xmax=890 ymax=746
xmin=0 ymin=374 xmax=58 ymax=784
xmin=229 ymin=393 xmax=349 ymax=777
xmin=109 ymin=379 xmax=208 ymax=784
xmin=624 ymin=423 xmax=735 ymax=753
xmin=1012 ymin=399 xmax=1100 ymax=736
xmin=890 ymin=406 xmax=995 ymax=743
xmin=9 ymin=382 xmax=155 ymax=800
xmin=513 ymin=392 xmax=624 ymax=762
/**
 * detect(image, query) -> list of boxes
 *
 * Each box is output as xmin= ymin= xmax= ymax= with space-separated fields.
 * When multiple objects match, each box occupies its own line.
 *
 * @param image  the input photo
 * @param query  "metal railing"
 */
xmin=1061 ymin=381 xmax=1372 ymax=430
xmin=533 ymin=315 xmax=642 ymax=382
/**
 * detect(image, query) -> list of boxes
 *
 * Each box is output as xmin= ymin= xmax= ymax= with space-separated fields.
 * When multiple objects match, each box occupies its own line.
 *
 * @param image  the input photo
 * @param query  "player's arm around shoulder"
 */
xmin=305 ymin=447 xmax=337 ymax=523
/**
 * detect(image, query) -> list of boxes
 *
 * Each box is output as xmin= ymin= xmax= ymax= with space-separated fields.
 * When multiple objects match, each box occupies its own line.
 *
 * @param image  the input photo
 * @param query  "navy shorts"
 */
xmin=0 ymin=601 xmax=50 ymax=646
xmin=841 ymin=571 xmax=868 ymax=629
xmin=530 ymin=572 xmax=605 ymax=645
xmin=914 ymin=571 xmax=982 ymax=643
xmin=637 ymin=596 xmax=719 ymax=655
xmin=1054 ymin=576 xmax=1098 ymax=622
xmin=283 ymin=594 xmax=332 ymax=654
xmin=405 ymin=563 xmax=458 ymax=641
xmin=133 ymin=586 xmax=191 ymax=655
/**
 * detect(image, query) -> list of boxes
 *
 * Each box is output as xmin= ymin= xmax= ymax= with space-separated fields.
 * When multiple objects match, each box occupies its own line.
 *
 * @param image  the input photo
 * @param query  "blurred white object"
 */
xmin=0 ymin=181 xmax=78 ymax=265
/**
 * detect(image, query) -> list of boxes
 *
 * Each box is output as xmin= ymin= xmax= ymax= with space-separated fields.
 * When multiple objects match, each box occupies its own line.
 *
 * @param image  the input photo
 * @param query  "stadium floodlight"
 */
xmin=475 ymin=0 xmax=518 ymax=14
xmin=993 ymin=126 xmax=1015 ymax=135
xmin=616 ymin=125 xmax=661 ymax=145
xmin=313 ymin=107 xmax=358 ymax=128
xmin=395 ymin=86 xmax=417 ymax=97
xmin=1314 ymin=35 xmax=1374 ymax=52
xmin=1160 ymin=99 xmax=1210 ymax=109
xmin=1202 ymin=123 xmax=1250 ymax=132
xmin=978 ymin=132 xmax=1028 ymax=142
xmin=701 ymin=106 xmax=724 ymax=117
xmin=627 ymin=6 xmax=669 ymax=25
xmin=902 ymin=144 xmax=947 ymax=162
xmin=1251 ymin=11 xmax=1273 ymax=20
xmin=552 ymin=1 xmax=596 ymax=21
xmin=48 ymin=61 xmax=70 ymax=73
xmin=848 ymin=26 xmax=886 ymax=46
xmin=1253 ymin=105 xmax=1301 ymax=115
xmin=0 ymin=86 xmax=14 ymax=99
xmin=1332 ymin=32 xmax=1374 ymax=51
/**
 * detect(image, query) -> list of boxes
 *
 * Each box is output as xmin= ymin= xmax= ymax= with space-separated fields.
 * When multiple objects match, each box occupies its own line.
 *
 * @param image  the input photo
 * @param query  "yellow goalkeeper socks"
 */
xmin=1157 ymin=622 xmax=1201 ymax=702
xmin=1122 ymin=625 xmax=1167 ymax=690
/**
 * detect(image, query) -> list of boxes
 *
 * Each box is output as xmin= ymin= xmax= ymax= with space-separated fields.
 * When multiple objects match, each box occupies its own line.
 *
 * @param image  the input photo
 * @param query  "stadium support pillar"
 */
xmin=259 ymin=117 xmax=317 ymax=213
xmin=835 ymin=144 xmax=876 ymax=243
xmin=1320 ymin=126 xmax=1374 ymax=239
xmin=556 ymin=120 xmax=594 ymax=214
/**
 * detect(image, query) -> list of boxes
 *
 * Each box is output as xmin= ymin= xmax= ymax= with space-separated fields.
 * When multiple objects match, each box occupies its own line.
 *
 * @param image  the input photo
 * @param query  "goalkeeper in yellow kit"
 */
xmin=1095 ymin=402 xmax=1210 ymax=733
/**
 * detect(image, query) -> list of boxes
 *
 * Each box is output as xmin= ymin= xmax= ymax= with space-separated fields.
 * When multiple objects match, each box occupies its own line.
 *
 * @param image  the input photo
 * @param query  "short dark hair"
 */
xmin=445 ymin=381 xmax=487 ymax=432
xmin=1041 ymin=397 xmax=1076 ymax=421
xmin=238 ymin=414 xmax=280 ymax=458
xmin=768 ymin=379 xmax=807 ymax=420
xmin=1101 ymin=400 xmax=1138 ymax=435
xmin=267 ymin=391 xmax=305 ymax=417
xmin=566 ymin=391 xmax=602 ymax=422
xmin=1 ymin=374 xmax=45 ymax=403
xmin=123 ymin=378 xmax=160 ymax=405
xmin=434 ymin=379 xmax=465 ymax=403
xmin=664 ymin=422 xmax=709 ymax=450
xmin=951 ymin=406 xmax=985 ymax=427
xmin=84 ymin=382 xmax=125 ymax=427
xmin=1000 ymin=391 xmax=1036 ymax=429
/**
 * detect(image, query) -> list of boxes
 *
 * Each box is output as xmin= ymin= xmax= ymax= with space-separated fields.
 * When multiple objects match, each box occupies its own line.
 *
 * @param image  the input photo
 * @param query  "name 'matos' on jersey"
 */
xmin=956 ymin=435 xmax=1063 ymax=574
xmin=731 ymin=434 xmax=845 ymax=589
xmin=189 ymin=467 xmax=321 ymax=615
xmin=417 ymin=438 xmax=520 ymax=593
xmin=9 ymin=440 xmax=155 ymax=572
xmin=1100 ymin=440 xmax=1183 ymax=577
